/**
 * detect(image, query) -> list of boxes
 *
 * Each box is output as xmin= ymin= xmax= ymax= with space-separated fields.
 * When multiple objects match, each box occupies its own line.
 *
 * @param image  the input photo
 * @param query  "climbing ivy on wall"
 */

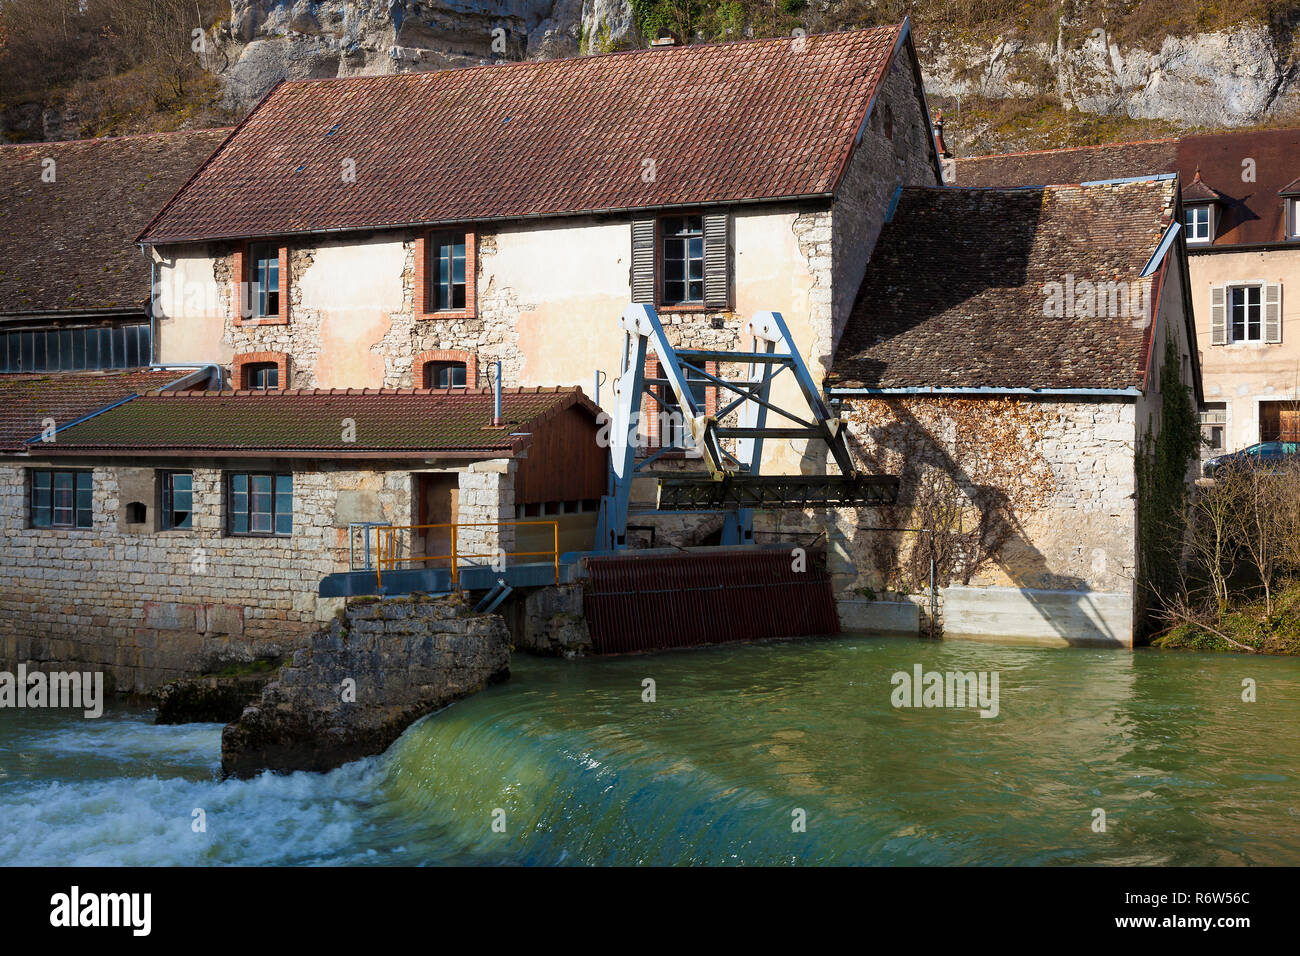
xmin=845 ymin=396 xmax=1056 ymax=592
xmin=1135 ymin=334 xmax=1201 ymax=616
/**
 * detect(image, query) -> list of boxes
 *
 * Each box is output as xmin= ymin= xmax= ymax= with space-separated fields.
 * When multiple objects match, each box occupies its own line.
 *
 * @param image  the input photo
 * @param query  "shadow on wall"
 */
xmin=847 ymin=400 xmax=1125 ymax=648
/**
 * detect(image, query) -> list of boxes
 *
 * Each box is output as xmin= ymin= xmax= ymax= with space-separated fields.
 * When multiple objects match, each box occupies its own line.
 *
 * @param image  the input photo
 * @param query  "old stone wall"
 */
xmin=221 ymin=592 xmax=511 ymax=777
xmin=830 ymin=49 xmax=942 ymax=355
xmin=0 ymin=460 xmax=415 ymax=693
xmin=757 ymin=396 xmax=1140 ymax=608
xmin=457 ymin=459 xmax=518 ymax=561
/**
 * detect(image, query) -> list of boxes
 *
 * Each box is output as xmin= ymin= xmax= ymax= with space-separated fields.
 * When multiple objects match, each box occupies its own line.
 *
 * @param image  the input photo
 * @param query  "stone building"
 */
xmin=814 ymin=176 xmax=1200 ymax=647
xmin=136 ymin=24 xmax=943 ymax=478
xmin=0 ymin=385 xmax=603 ymax=692
xmin=949 ymin=127 xmax=1300 ymax=463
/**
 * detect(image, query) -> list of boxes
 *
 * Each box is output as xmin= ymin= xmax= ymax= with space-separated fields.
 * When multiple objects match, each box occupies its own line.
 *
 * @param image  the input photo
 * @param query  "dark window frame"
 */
xmin=0 ymin=324 xmax=150 ymax=373
xmin=1230 ymin=284 xmax=1263 ymax=342
xmin=660 ymin=364 xmax=712 ymax=450
xmin=29 ymin=468 xmax=93 ymax=529
xmin=161 ymin=470 xmax=194 ymax=531
xmin=249 ymin=242 xmax=281 ymax=318
xmin=227 ymin=471 xmax=293 ymax=537
xmin=429 ymin=232 xmax=468 ymax=312
xmin=424 ymin=360 xmax=467 ymax=389
xmin=243 ymin=362 xmax=280 ymax=390
xmin=659 ymin=215 xmax=705 ymax=307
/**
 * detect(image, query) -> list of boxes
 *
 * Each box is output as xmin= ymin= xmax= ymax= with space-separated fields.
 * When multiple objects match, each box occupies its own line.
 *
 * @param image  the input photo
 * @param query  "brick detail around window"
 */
xmin=415 ymin=229 xmax=477 ymax=320
xmin=231 ymin=351 xmax=289 ymax=390
xmin=232 ymin=243 xmax=289 ymax=326
xmin=415 ymin=349 xmax=478 ymax=388
xmin=639 ymin=358 xmax=717 ymax=452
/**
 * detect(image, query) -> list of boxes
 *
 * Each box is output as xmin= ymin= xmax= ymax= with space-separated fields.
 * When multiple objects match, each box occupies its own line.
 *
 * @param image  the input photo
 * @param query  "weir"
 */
xmin=318 ymin=304 xmax=900 ymax=653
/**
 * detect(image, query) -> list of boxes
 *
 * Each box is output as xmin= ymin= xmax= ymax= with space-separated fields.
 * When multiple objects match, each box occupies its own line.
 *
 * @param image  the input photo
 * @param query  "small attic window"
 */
xmin=1288 ymin=197 xmax=1300 ymax=240
xmin=1185 ymin=204 xmax=1212 ymax=243
xmin=326 ymin=123 xmax=341 ymax=137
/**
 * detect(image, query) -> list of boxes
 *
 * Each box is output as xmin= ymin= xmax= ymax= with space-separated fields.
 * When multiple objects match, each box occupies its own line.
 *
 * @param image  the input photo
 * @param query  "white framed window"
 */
xmin=1230 ymin=285 xmax=1263 ymax=341
xmin=1288 ymin=198 xmax=1299 ymax=240
xmin=1212 ymin=281 xmax=1282 ymax=346
xmin=1200 ymin=402 xmax=1227 ymax=453
xmin=1185 ymin=204 xmax=1212 ymax=243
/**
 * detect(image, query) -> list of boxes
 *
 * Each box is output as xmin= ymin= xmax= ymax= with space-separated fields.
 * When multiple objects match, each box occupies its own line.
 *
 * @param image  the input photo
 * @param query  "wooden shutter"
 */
xmin=1210 ymin=285 xmax=1227 ymax=345
xmin=1265 ymin=282 xmax=1283 ymax=344
xmin=630 ymin=220 xmax=655 ymax=303
xmin=702 ymin=213 xmax=730 ymax=310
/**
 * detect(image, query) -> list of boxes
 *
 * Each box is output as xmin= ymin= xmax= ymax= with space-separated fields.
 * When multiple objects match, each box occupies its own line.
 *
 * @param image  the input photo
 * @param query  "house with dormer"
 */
xmin=951 ymin=127 xmax=1300 ymax=459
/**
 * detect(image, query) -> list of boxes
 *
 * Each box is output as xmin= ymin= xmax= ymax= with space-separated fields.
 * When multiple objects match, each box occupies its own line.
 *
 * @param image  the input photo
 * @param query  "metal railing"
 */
xmin=348 ymin=521 xmax=390 ymax=571
xmin=371 ymin=521 xmax=560 ymax=588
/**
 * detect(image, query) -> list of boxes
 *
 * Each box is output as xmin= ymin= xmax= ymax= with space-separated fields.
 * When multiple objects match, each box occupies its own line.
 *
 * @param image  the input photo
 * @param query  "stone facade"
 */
xmin=0 ymin=460 xmax=416 ymax=693
xmin=0 ymin=452 xmax=533 ymax=691
xmin=757 ymin=396 xmax=1144 ymax=646
xmin=456 ymin=459 xmax=518 ymax=561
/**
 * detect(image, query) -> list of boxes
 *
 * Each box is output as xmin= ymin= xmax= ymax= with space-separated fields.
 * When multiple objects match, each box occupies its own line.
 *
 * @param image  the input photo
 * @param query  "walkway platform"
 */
xmin=318 ymin=559 xmax=581 ymax=598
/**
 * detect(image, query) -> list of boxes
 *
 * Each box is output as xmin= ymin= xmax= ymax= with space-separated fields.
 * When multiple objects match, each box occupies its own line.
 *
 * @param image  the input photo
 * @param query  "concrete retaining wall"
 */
xmin=837 ymin=598 xmax=922 ymax=635
xmin=940 ymin=585 xmax=1133 ymax=648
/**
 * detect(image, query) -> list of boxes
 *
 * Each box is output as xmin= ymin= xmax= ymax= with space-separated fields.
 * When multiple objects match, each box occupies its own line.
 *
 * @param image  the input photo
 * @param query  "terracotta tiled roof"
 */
xmin=138 ymin=27 xmax=906 ymax=243
xmin=0 ymin=369 xmax=193 ymax=451
xmin=0 ymin=129 xmax=230 ymax=316
xmin=828 ymin=178 xmax=1177 ymax=391
xmin=951 ymin=139 xmax=1177 ymax=188
xmin=39 ymin=387 xmax=599 ymax=457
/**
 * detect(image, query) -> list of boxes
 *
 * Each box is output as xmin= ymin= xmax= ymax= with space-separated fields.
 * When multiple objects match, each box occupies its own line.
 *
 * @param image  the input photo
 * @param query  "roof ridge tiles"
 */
xmin=277 ymin=26 xmax=902 ymax=89
xmin=959 ymin=137 xmax=1180 ymax=163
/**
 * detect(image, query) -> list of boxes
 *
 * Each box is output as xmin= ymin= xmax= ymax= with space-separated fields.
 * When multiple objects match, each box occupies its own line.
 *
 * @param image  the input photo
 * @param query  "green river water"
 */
xmin=1 ymin=635 xmax=1298 ymax=865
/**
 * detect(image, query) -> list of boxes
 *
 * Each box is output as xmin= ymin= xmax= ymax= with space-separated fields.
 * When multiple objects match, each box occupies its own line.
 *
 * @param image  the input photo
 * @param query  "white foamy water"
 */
xmin=0 ymin=707 xmax=413 ymax=867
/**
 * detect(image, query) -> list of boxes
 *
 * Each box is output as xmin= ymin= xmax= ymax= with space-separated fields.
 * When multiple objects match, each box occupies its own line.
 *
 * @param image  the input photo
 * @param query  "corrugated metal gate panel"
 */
xmin=583 ymin=550 xmax=840 ymax=653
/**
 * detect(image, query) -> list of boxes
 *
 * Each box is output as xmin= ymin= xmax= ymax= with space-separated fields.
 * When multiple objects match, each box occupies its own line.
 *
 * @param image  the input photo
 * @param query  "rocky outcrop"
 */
xmin=153 ymin=667 xmax=278 ymax=724
xmin=216 ymin=0 xmax=641 ymax=114
xmin=220 ymin=593 xmax=510 ymax=777
xmin=921 ymin=23 xmax=1300 ymax=127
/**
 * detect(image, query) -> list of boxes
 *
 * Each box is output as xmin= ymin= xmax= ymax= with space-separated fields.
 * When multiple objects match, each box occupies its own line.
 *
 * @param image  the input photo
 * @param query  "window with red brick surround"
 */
xmin=415 ymin=349 xmax=478 ymax=388
xmin=415 ymin=229 xmax=477 ymax=320
xmin=232 ymin=243 xmax=289 ymax=326
xmin=232 ymin=351 xmax=289 ymax=390
xmin=640 ymin=357 xmax=717 ymax=453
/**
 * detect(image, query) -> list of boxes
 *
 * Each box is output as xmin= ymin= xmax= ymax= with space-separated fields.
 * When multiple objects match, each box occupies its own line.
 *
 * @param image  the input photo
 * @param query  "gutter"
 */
xmin=828 ymin=386 xmax=1142 ymax=398
xmin=1189 ymin=239 xmax=1300 ymax=254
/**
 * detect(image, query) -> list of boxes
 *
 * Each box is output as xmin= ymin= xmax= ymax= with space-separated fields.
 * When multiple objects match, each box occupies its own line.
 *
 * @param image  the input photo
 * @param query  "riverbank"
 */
xmin=1154 ymin=581 xmax=1300 ymax=656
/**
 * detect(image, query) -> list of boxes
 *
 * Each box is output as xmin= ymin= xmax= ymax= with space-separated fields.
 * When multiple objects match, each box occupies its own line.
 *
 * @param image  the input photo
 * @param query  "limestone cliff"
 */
xmin=215 ymin=0 xmax=642 ymax=113
xmin=919 ymin=22 xmax=1300 ymax=129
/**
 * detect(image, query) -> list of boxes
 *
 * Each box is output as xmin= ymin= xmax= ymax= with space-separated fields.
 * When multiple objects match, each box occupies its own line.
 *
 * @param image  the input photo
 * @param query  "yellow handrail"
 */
xmin=370 ymin=520 xmax=560 ymax=589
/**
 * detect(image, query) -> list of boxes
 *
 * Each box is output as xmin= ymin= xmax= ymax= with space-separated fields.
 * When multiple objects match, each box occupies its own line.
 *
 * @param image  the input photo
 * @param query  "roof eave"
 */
xmin=139 ymin=192 xmax=835 ymax=246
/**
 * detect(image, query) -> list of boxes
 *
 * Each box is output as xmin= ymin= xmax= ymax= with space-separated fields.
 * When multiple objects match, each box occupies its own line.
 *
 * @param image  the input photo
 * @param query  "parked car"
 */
xmin=1203 ymin=441 xmax=1300 ymax=477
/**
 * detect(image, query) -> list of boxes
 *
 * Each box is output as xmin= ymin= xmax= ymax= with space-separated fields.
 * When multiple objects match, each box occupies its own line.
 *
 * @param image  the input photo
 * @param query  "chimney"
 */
xmin=492 ymin=360 xmax=503 ymax=427
xmin=651 ymin=29 xmax=681 ymax=47
xmin=932 ymin=111 xmax=950 ymax=159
